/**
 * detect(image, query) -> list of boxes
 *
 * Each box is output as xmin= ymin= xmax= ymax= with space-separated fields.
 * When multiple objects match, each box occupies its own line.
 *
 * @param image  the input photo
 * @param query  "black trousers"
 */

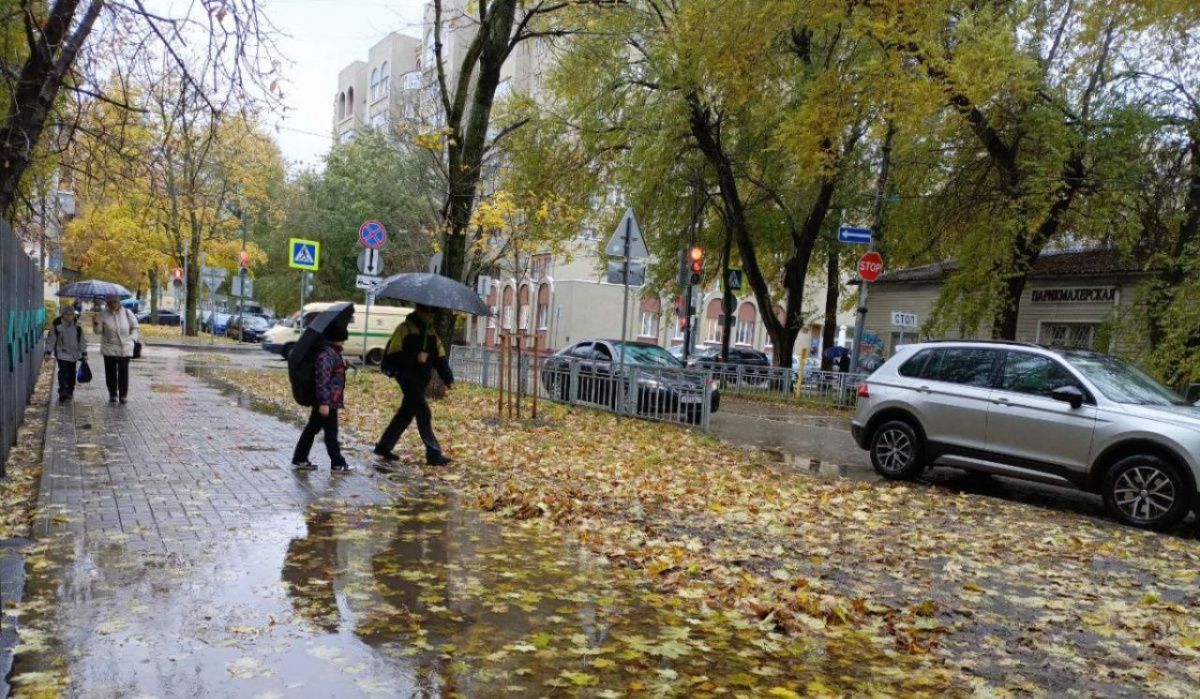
xmin=103 ymin=356 xmax=130 ymax=399
xmin=57 ymin=359 xmax=77 ymax=397
xmin=376 ymin=383 xmax=443 ymax=459
xmin=293 ymin=406 xmax=346 ymax=466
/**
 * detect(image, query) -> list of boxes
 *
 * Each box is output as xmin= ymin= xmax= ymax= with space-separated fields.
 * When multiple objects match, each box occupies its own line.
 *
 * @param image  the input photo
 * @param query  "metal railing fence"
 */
xmin=696 ymin=360 xmax=869 ymax=409
xmin=449 ymin=346 xmax=712 ymax=430
xmin=1 ymin=219 xmax=46 ymax=475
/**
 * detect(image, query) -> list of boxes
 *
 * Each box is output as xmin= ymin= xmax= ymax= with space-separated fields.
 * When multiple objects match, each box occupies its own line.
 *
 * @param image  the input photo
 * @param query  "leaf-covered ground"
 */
xmin=222 ymin=367 xmax=1200 ymax=697
xmin=0 ymin=364 xmax=51 ymax=539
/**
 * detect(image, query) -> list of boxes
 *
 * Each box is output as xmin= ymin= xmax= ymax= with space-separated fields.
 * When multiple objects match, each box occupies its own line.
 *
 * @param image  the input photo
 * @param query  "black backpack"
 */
xmin=289 ymin=348 xmax=319 ymax=406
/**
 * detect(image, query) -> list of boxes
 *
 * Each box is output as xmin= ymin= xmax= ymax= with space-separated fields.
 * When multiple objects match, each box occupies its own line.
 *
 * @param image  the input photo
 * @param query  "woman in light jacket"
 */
xmin=93 ymin=295 xmax=139 ymax=403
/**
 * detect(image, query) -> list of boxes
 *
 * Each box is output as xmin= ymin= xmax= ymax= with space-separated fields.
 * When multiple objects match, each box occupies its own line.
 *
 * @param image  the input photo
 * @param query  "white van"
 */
xmin=262 ymin=302 xmax=410 ymax=365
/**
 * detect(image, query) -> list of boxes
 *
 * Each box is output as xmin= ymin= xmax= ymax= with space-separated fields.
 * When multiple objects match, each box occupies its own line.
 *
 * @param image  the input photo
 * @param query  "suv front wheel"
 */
xmin=869 ymin=420 xmax=924 ymax=480
xmin=1103 ymin=455 xmax=1190 ymax=530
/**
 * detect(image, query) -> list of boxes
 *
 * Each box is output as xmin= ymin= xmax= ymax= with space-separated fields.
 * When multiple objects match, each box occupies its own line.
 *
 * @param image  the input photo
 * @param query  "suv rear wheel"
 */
xmin=869 ymin=420 xmax=924 ymax=479
xmin=1102 ymin=455 xmax=1190 ymax=530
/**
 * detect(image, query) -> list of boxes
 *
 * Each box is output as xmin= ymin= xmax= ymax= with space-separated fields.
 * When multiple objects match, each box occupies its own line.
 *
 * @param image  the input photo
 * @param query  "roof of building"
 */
xmin=875 ymin=248 xmax=1151 ymax=285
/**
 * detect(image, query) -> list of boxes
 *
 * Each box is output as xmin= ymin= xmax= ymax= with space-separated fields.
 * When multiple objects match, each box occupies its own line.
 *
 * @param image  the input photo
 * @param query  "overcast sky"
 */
xmin=266 ymin=0 xmax=426 ymax=171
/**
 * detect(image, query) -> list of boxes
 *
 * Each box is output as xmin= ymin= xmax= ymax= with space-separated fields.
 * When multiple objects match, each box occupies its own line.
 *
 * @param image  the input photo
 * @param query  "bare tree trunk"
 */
xmin=0 ymin=0 xmax=103 ymax=215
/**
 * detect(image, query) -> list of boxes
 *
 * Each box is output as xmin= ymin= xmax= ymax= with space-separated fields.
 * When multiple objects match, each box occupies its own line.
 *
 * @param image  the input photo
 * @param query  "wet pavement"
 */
xmin=713 ymin=397 xmax=1115 ymax=522
xmin=14 ymin=346 xmax=937 ymax=696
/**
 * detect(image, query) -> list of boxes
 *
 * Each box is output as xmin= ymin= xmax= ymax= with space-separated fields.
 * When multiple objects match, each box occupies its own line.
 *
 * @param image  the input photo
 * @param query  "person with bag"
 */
xmin=93 ymin=295 xmax=140 ymax=404
xmin=373 ymin=305 xmax=454 ymax=466
xmin=291 ymin=325 xmax=353 ymax=473
xmin=49 ymin=305 xmax=88 ymax=402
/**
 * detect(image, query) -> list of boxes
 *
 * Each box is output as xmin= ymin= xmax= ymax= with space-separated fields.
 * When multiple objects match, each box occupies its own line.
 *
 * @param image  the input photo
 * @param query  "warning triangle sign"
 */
xmin=294 ymin=245 xmax=315 ymax=265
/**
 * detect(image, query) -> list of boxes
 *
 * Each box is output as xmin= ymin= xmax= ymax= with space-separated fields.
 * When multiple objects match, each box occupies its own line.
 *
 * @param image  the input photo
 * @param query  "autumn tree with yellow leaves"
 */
xmin=62 ymin=69 xmax=282 ymax=332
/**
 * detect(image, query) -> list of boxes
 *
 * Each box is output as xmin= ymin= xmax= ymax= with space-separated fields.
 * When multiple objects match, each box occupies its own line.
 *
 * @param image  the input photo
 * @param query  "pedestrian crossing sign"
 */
xmin=289 ymin=238 xmax=320 ymax=271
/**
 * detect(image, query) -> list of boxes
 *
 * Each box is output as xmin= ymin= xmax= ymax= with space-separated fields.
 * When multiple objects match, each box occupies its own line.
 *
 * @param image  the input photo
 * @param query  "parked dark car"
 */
xmin=541 ymin=340 xmax=720 ymax=424
xmin=136 ymin=309 xmax=182 ymax=326
xmin=686 ymin=346 xmax=790 ymax=389
xmin=227 ymin=315 xmax=270 ymax=343
xmin=200 ymin=311 xmax=232 ymax=335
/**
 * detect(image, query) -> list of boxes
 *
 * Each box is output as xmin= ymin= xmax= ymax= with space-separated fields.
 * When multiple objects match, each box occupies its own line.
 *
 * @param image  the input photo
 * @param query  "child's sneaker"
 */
xmin=292 ymin=461 xmax=317 ymax=471
xmin=331 ymin=463 xmax=355 ymax=474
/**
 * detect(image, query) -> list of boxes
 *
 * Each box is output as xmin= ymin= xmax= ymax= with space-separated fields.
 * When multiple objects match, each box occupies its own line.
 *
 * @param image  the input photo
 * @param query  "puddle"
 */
xmin=10 ymin=479 xmax=939 ymax=697
xmin=183 ymin=365 xmax=301 ymax=425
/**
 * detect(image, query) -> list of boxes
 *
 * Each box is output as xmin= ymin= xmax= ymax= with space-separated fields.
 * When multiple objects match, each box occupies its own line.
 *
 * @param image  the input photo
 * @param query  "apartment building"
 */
xmin=332 ymin=32 xmax=422 ymax=142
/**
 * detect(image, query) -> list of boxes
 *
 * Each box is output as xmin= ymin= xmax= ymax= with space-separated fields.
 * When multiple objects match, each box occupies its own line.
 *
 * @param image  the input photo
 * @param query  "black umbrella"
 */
xmin=287 ymin=302 xmax=354 ymax=405
xmin=57 ymin=279 xmax=133 ymax=300
xmin=373 ymin=273 xmax=490 ymax=316
xmin=288 ymin=302 xmax=355 ymax=371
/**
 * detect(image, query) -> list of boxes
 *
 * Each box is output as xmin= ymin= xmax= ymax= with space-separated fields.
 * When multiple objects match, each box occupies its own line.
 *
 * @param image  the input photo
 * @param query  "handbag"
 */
xmin=425 ymin=373 xmax=447 ymax=400
xmin=77 ymin=360 xmax=93 ymax=384
xmin=132 ymin=341 xmax=143 ymax=359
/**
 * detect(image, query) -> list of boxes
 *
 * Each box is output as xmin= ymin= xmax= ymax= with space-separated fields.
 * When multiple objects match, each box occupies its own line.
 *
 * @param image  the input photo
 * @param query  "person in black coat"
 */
xmin=373 ymin=305 xmax=454 ymax=465
xmin=838 ymin=352 xmax=851 ymax=373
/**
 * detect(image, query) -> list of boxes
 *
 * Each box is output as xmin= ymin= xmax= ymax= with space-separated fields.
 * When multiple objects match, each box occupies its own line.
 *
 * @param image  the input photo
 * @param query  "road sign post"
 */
xmin=289 ymin=238 xmax=320 ymax=271
xmin=850 ymin=250 xmax=884 ymax=372
xmin=358 ymin=220 xmax=388 ymax=249
xmin=356 ymin=224 xmax=386 ymax=362
xmin=838 ymin=226 xmax=873 ymax=245
xmin=606 ymin=207 xmax=648 ymax=415
xmin=851 ymin=121 xmax=895 ymax=375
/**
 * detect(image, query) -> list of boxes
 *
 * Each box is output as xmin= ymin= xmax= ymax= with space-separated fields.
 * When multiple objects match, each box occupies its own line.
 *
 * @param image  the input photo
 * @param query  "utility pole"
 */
xmin=238 ymin=204 xmax=247 ymax=335
xmin=850 ymin=120 xmax=896 ymax=375
xmin=719 ymin=226 xmax=733 ymax=364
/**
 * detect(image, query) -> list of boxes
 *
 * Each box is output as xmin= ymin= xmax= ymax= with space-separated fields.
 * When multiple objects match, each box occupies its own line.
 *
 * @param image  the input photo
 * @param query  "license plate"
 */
xmin=680 ymin=396 xmax=702 ymax=404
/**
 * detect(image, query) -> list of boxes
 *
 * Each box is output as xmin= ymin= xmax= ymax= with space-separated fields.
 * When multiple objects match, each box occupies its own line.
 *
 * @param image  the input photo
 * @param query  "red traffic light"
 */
xmin=239 ymin=251 xmax=251 ymax=269
xmin=689 ymin=246 xmax=704 ymax=274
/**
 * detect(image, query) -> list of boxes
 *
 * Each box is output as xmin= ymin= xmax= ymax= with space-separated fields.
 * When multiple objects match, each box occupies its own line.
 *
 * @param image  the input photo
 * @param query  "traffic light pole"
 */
xmin=238 ymin=206 xmax=247 ymax=340
xmin=850 ymin=121 xmax=895 ymax=375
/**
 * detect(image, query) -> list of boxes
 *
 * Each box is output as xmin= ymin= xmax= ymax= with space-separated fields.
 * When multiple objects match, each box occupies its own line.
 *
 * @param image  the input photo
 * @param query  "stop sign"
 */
xmin=858 ymin=251 xmax=884 ymax=282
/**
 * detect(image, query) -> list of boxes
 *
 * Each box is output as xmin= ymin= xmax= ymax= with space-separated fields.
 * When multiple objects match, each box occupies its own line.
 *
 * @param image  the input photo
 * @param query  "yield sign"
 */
xmin=605 ymin=207 xmax=649 ymax=259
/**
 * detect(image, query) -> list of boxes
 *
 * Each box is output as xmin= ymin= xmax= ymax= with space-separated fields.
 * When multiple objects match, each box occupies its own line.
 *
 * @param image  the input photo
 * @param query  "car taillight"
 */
xmin=857 ymin=383 xmax=870 ymax=398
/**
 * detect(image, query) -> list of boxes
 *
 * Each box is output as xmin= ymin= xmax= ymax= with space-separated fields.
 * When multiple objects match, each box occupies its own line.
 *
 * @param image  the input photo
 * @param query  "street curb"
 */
xmin=144 ymin=341 xmax=261 ymax=353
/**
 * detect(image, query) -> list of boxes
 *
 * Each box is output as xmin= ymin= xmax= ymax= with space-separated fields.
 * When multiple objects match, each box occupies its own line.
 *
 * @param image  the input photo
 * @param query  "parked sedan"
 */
xmin=686 ymin=346 xmax=779 ymax=385
xmin=135 ymin=309 xmax=182 ymax=326
xmin=541 ymin=340 xmax=720 ymax=424
xmin=200 ymin=312 xmax=232 ymax=335
xmin=226 ymin=315 xmax=270 ymax=343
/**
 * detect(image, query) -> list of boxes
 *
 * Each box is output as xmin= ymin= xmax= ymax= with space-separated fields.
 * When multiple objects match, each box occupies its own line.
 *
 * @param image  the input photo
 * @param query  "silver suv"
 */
xmin=852 ymin=341 xmax=1200 ymax=529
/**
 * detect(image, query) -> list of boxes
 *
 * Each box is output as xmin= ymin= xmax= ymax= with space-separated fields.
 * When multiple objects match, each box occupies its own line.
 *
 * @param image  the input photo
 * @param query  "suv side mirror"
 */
xmin=1050 ymin=385 xmax=1085 ymax=409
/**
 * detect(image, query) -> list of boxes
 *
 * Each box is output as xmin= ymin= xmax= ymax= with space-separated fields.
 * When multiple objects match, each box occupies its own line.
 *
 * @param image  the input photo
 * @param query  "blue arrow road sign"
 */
xmin=838 ymin=226 xmax=872 ymax=245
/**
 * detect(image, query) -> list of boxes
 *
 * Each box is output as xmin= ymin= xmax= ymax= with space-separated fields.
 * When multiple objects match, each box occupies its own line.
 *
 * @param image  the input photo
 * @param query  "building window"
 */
xmin=706 ymin=315 xmax=725 ymax=344
xmin=531 ymin=254 xmax=551 ymax=281
xmin=735 ymin=319 xmax=754 ymax=346
xmin=674 ymin=321 xmax=686 ymax=341
xmin=379 ymin=61 xmax=390 ymax=96
xmin=346 ymin=86 xmax=355 ymax=115
xmin=639 ymin=312 xmax=659 ymax=338
xmin=1040 ymin=322 xmax=1097 ymax=349
xmin=369 ymin=68 xmax=378 ymax=100
xmin=370 ymin=111 xmax=388 ymax=129
xmin=336 ymin=92 xmax=346 ymax=120
xmin=536 ymin=303 xmax=549 ymax=330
